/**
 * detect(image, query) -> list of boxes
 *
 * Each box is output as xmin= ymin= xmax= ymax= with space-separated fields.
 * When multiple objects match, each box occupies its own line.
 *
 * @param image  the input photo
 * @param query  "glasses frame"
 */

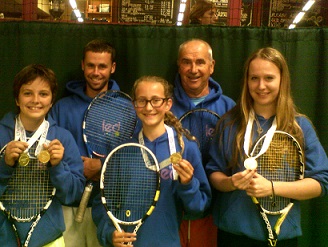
xmin=133 ymin=98 xmax=169 ymax=108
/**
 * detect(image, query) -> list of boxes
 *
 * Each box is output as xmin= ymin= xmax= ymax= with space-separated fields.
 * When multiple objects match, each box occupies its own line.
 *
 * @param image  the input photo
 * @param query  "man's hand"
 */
xmin=81 ymin=156 xmax=102 ymax=181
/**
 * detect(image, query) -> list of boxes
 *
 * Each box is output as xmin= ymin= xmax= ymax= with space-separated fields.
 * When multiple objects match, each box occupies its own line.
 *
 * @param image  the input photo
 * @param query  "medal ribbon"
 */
xmin=15 ymin=115 xmax=49 ymax=157
xmin=138 ymin=125 xmax=177 ymax=176
xmin=243 ymin=110 xmax=277 ymax=159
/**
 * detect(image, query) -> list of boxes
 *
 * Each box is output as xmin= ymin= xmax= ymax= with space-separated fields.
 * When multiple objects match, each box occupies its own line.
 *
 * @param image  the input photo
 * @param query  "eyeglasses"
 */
xmin=133 ymin=98 xmax=169 ymax=108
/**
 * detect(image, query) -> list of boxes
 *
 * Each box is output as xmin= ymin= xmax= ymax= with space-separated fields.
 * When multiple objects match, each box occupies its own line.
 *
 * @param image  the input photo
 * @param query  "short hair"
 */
xmin=178 ymin=39 xmax=213 ymax=62
xmin=189 ymin=0 xmax=215 ymax=24
xmin=83 ymin=39 xmax=116 ymax=63
xmin=13 ymin=64 xmax=57 ymax=105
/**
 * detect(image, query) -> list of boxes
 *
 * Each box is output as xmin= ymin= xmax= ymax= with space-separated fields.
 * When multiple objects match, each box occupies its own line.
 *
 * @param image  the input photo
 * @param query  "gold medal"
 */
xmin=38 ymin=150 xmax=51 ymax=163
xmin=170 ymin=152 xmax=182 ymax=164
xmin=19 ymin=153 xmax=30 ymax=166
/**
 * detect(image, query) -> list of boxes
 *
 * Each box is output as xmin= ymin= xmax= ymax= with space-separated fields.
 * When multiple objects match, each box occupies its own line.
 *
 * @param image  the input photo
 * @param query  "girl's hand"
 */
xmin=246 ymin=172 xmax=272 ymax=198
xmin=231 ymin=169 xmax=256 ymax=190
xmin=112 ymin=230 xmax=137 ymax=247
xmin=173 ymin=159 xmax=194 ymax=184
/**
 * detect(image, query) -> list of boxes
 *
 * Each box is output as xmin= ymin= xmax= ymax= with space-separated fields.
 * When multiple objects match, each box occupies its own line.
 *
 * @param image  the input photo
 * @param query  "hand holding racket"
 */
xmin=100 ymin=143 xmax=160 ymax=245
xmin=75 ymin=90 xmax=137 ymax=223
xmin=0 ymin=139 xmax=56 ymax=247
xmin=248 ymin=131 xmax=304 ymax=246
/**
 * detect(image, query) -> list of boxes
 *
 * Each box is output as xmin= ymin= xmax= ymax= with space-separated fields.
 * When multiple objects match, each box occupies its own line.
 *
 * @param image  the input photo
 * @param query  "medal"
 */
xmin=244 ymin=157 xmax=257 ymax=170
xmin=170 ymin=152 xmax=182 ymax=164
xmin=19 ymin=153 xmax=30 ymax=166
xmin=38 ymin=150 xmax=51 ymax=163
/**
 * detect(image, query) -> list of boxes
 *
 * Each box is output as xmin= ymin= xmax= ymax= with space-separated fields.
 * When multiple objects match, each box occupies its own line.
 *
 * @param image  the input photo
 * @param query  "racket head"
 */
xmin=0 ymin=139 xmax=55 ymax=222
xmin=83 ymin=90 xmax=137 ymax=157
xmin=251 ymin=131 xmax=304 ymax=213
xmin=179 ymin=108 xmax=220 ymax=162
xmin=100 ymin=143 xmax=160 ymax=226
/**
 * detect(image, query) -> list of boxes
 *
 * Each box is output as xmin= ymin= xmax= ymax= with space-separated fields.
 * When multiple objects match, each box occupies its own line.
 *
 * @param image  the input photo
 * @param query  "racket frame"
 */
xmin=100 ymin=143 xmax=160 ymax=235
xmin=0 ymin=141 xmax=56 ymax=247
xmin=179 ymin=108 xmax=220 ymax=154
xmin=82 ymin=90 xmax=136 ymax=158
xmin=250 ymin=130 xmax=304 ymax=246
xmin=179 ymin=108 xmax=221 ymax=122
xmin=75 ymin=90 xmax=137 ymax=223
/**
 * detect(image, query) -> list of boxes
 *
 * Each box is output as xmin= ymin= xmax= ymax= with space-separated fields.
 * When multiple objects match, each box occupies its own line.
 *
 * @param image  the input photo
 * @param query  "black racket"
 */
xmin=100 ymin=143 xmax=160 ymax=244
xmin=179 ymin=108 xmax=220 ymax=164
xmin=0 ymin=139 xmax=56 ymax=247
xmin=249 ymin=130 xmax=304 ymax=246
xmin=75 ymin=90 xmax=137 ymax=223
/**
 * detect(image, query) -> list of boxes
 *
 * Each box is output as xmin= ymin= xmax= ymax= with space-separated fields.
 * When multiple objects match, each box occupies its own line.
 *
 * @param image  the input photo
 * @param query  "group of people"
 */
xmin=0 ymin=37 xmax=327 ymax=247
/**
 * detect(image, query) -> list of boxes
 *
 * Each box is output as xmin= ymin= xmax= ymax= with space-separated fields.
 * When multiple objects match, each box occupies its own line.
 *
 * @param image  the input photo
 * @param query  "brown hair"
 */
xmin=13 ymin=64 xmax=58 ymax=112
xmin=218 ymin=47 xmax=304 ymax=169
xmin=131 ymin=76 xmax=196 ymax=153
xmin=83 ymin=39 xmax=116 ymax=63
xmin=189 ymin=0 xmax=215 ymax=24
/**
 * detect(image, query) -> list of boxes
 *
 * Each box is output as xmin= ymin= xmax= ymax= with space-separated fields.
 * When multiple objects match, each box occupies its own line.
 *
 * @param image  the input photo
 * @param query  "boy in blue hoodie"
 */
xmin=0 ymin=64 xmax=85 ymax=247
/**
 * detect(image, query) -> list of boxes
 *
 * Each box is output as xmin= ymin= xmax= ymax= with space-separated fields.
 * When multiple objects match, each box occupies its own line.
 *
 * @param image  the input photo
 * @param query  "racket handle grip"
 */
xmin=74 ymin=183 xmax=93 ymax=223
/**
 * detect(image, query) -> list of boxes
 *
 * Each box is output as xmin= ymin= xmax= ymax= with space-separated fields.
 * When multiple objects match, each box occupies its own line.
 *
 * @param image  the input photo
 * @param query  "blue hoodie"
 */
xmin=92 ymin=129 xmax=211 ymax=247
xmin=171 ymin=74 xmax=236 ymax=118
xmin=206 ymin=115 xmax=328 ymax=241
xmin=50 ymin=79 xmax=120 ymax=206
xmin=0 ymin=112 xmax=85 ymax=247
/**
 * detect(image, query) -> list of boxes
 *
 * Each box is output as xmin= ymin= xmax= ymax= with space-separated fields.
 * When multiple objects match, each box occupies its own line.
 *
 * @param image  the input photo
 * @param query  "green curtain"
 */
xmin=0 ymin=22 xmax=327 ymax=246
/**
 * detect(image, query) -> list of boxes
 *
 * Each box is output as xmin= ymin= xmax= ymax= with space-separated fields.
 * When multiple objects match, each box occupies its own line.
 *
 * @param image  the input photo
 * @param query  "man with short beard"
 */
xmin=50 ymin=39 xmax=119 ymax=247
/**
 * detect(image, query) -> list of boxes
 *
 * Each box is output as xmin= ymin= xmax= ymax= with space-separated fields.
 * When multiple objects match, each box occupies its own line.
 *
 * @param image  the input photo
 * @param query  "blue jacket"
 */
xmin=171 ymin=74 xmax=236 ymax=119
xmin=206 ymin=115 xmax=328 ymax=241
xmin=171 ymin=74 xmax=235 ymax=219
xmin=92 ymin=129 xmax=211 ymax=247
xmin=0 ymin=112 xmax=85 ymax=247
xmin=49 ymin=79 xmax=120 ymax=206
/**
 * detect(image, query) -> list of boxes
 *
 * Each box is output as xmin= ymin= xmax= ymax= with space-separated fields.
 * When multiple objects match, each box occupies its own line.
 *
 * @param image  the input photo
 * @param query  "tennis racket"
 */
xmin=75 ymin=90 xmax=137 ymax=223
xmin=250 ymin=131 xmax=304 ymax=246
xmin=179 ymin=108 xmax=220 ymax=164
xmin=100 ymin=143 xmax=160 ymax=244
xmin=0 ymin=139 xmax=56 ymax=247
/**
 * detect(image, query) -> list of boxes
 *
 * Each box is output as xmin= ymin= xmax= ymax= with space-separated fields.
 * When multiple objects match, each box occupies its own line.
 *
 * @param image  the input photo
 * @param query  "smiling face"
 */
xmin=247 ymin=58 xmax=281 ymax=116
xmin=82 ymin=51 xmax=116 ymax=98
xmin=134 ymin=80 xmax=172 ymax=130
xmin=16 ymin=77 xmax=53 ymax=130
xmin=178 ymin=40 xmax=215 ymax=98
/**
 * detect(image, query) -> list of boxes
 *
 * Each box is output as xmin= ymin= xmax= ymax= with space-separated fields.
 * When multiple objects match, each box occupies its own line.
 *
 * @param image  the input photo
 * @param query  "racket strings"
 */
xmin=0 ymin=141 xmax=53 ymax=221
xmin=103 ymin=146 xmax=158 ymax=222
xmin=255 ymin=133 xmax=302 ymax=212
xmin=180 ymin=110 xmax=219 ymax=157
xmin=84 ymin=92 xmax=136 ymax=155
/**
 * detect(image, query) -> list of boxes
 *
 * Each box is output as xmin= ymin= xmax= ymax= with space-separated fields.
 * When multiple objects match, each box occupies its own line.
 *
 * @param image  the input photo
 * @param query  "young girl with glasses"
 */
xmin=92 ymin=75 xmax=211 ymax=247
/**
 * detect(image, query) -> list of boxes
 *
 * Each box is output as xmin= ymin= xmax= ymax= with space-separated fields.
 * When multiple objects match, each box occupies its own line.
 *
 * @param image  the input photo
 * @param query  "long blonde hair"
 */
xmin=131 ymin=76 xmax=196 ymax=153
xmin=218 ymin=47 xmax=304 ymax=169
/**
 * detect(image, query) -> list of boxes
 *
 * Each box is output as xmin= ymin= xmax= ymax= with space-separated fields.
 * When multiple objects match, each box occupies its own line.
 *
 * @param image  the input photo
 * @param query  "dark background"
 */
xmin=0 ymin=22 xmax=327 ymax=246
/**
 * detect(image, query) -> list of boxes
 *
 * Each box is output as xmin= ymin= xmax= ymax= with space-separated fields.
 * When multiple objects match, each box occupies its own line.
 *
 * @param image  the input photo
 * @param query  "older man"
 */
xmin=171 ymin=39 xmax=236 ymax=247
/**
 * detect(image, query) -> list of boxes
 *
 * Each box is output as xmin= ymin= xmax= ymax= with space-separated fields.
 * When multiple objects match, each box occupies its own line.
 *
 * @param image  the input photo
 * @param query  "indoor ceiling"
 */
xmin=0 ymin=0 xmax=326 ymax=28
